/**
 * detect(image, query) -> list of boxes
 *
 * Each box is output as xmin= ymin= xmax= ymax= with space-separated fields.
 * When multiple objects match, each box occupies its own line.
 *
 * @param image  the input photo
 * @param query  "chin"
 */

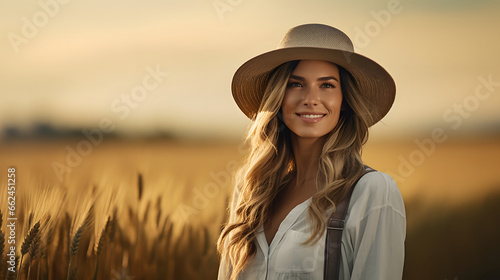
xmin=291 ymin=130 xmax=331 ymax=139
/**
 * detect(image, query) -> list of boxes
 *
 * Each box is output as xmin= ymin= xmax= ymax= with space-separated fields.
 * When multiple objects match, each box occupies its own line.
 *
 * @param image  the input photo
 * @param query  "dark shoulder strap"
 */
xmin=324 ymin=166 xmax=376 ymax=280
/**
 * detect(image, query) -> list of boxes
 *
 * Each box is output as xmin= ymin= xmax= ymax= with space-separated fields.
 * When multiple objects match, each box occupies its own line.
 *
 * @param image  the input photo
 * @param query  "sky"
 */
xmin=1 ymin=0 xmax=500 ymax=140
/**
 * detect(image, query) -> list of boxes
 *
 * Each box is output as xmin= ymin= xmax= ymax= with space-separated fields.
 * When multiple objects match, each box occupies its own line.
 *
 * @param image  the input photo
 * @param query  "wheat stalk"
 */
xmin=156 ymin=196 xmax=162 ymax=228
xmin=92 ymin=216 xmax=111 ymax=280
xmin=66 ymin=225 xmax=83 ymax=280
xmin=67 ymin=204 xmax=94 ymax=280
xmin=29 ymin=231 xmax=41 ymax=260
xmin=202 ymin=226 xmax=210 ymax=257
xmin=2 ymin=166 xmax=226 ymax=279
xmin=0 ymin=209 xmax=4 ymax=279
xmin=109 ymin=208 xmax=117 ymax=243
xmin=39 ymin=243 xmax=47 ymax=280
xmin=69 ymin=226 xmax=83 ymax=256
xmin=138 ymin=173 xmax=143 ymax=202
xmin=17 ymin=221 xmax=40 ymax=280
xmin=0 ymin=231 xmax=5 ymax=279
xmin=68 ymin=268 xmax=77 ymax=280
xmin=21 ymin=221 xmax=40 ymax=255
xmin=43 ymin=223 xmax=55 ymax=279
xmin=27 ymin=232 xmax=41 ymax=280
xmin=27 ymin=212 xmax=34 ymax=230
xmin=95 ymin=217 xmax=111 ymax=256
xmin=143 ymin=200 xmax=151 ymax=223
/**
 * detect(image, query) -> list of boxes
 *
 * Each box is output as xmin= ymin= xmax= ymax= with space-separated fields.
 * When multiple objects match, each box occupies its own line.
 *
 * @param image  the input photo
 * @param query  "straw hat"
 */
xmin=231 ymin=23 xmax=396 ymax=126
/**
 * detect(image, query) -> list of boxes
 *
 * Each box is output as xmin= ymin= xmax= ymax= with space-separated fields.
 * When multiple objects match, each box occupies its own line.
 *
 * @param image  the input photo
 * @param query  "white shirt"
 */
xmin=218 ymin=171 xmax=406 ymax=280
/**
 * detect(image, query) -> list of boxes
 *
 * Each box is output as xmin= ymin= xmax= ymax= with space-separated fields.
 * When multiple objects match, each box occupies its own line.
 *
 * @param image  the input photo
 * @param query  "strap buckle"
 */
xmin=327 ymin=218 xmax=345 ymax=230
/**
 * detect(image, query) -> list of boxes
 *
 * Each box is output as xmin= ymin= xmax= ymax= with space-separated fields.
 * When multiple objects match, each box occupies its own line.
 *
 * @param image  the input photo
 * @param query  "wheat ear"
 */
xmin=21 ymin=221 xmax=40 ymax=255
xmin=93 ymin=216 xmax=111 ymax=280
xmin=69 ymin=226 xmax=84 ymax=256
xmin=67 ymin=204 xmax=94 ymax=280
xmin=29 ymin=231 xmax=41 ymax=260
xmin=138 ymin=173 xmax=144 ymax=201
xmin=96 ymin=216 xmax=111 ymax=255
xmin=156 ymin=196 xmax=162 ymax=228
xmin=27 ymin=233 xmax=41 ymax=280
xmin=18 ymin=221 xmax=40 ymax=280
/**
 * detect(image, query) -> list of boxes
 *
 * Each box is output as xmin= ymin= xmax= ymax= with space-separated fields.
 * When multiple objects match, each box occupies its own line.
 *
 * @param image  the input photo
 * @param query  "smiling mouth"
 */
xmin=296 ymin=113 xmax=326 ymax=119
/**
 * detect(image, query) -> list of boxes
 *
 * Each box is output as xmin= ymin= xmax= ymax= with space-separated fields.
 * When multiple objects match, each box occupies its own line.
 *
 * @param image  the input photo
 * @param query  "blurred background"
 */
xmin=1 ymin=0 xmax=499 ymax=279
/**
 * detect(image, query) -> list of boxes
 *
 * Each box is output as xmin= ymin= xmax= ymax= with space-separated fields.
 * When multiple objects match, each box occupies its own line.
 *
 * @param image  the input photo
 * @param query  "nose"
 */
xmin=302 ymin=86 xmax=320 ymax=106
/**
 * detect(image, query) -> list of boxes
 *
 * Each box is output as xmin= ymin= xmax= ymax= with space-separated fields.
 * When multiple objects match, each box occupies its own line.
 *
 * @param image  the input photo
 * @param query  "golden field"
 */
xmin=0 ymin=136 xmax=499 ymax=279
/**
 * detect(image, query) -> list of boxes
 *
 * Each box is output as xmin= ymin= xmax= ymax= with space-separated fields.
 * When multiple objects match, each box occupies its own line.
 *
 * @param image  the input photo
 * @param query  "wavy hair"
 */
xmin=217 ymin=60 xmax=374 ymax=279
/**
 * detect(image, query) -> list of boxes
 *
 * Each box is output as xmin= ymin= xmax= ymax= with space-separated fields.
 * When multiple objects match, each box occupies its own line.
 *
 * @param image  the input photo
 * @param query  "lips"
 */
xmin=295 ymin=112 xmax=326 ymax=123
xmin=297 ymin=114 xmax=325 ymax=118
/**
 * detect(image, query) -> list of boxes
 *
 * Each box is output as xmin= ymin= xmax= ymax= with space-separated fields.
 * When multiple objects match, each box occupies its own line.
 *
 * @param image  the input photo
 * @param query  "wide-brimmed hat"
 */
xmin=231 ymin=23 xmax=396 ymax=127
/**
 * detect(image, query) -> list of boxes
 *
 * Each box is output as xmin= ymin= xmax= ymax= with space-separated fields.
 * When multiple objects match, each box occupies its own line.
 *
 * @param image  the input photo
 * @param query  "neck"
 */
xmin=290 ymin=134 xmax=326 ymax=187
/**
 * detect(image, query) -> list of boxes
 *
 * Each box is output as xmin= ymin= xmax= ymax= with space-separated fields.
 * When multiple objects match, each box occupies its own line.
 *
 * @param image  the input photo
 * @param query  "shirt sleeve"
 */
xmin=217 ymin=256 xmax=232 ymax=280
xmin=348 ymin=172 xmax=407 ymax=280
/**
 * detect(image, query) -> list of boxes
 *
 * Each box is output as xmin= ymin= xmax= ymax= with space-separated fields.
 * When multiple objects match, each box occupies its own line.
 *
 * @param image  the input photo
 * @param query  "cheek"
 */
xmin=326 ymin=93 xmax=343 ymax=114
xmin=280 ymin=109 xmax=296 ymax=131
xmin=281 ymin=93 xmax=295 ymax=116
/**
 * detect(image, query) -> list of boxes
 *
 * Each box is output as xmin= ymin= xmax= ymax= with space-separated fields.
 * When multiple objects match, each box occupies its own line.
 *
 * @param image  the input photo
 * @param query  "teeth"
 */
xmin=299 ymin=114 xmax=324 ymax=118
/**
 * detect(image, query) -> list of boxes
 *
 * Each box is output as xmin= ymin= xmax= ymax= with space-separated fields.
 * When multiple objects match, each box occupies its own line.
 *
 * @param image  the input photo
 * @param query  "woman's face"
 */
xmin=281 ymin=60 xmax=343 ymax=139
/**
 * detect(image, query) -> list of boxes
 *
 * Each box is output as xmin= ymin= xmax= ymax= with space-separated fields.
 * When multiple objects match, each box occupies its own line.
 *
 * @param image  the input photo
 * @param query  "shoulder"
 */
xmin=348 ymin=170 xmax=406 ymax=220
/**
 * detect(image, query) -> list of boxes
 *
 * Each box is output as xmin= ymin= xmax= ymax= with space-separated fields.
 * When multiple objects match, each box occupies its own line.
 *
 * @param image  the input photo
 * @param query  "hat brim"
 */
xmin=231 ymin=47 xmax=396 ymax=127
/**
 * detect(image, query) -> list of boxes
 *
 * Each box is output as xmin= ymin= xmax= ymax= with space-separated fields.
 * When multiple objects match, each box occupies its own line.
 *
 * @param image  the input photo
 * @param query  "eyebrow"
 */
xmin=289 ymin=75 xmax=339 ymax=82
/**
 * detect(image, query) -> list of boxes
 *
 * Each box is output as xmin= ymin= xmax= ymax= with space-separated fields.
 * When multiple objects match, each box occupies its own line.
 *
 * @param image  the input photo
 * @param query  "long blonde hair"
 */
xmin=217 ymin=60 xmax=374 ymax=279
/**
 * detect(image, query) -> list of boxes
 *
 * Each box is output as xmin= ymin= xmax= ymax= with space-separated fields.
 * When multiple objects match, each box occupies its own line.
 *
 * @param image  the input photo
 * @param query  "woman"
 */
xmin=217 ymin=24 xmax=406 ymax=280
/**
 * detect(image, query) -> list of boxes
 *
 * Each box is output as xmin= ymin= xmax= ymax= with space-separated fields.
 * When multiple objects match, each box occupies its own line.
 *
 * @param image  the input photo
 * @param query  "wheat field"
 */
xmin=0 ymin=137 xmax=499 ymax=279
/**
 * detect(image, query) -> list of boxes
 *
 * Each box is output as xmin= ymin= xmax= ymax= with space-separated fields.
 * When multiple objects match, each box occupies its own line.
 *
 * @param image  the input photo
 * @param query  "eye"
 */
xmin=287 ymin=82 xmax=303 ymax=88
xmin=321 ymin=83 xmax=336 ymax=88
